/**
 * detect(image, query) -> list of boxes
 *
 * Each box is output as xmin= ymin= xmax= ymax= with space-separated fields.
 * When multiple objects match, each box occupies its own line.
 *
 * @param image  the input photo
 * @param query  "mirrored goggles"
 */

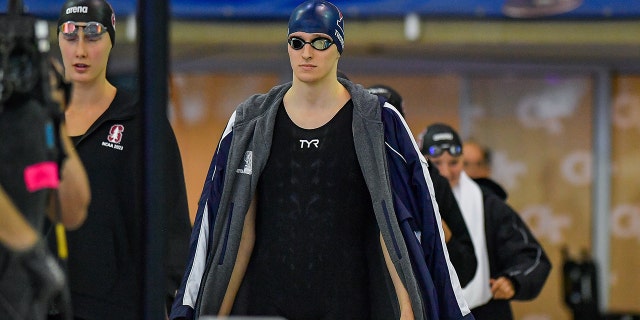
xmin=426 ymin=144 xmax=462 ymax=157
xmin=59 ymin=21 xmax=108 ymax=41
xmin=288 ymin=37 xmax=333 ymax=51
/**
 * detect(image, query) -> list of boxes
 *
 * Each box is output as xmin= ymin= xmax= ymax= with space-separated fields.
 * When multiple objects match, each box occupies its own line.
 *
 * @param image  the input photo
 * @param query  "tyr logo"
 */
xmin=299 ymin=139 xmax=319 ymax=149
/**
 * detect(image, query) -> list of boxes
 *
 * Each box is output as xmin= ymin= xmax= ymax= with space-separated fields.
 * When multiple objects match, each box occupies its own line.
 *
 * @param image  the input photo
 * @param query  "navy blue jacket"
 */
xmin=170 ymin=79 xmax=473 ymax=320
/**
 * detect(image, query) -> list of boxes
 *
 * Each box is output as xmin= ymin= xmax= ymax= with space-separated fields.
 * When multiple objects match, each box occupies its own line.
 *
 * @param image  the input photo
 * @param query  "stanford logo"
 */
xmin=101 ymin=124 xmax=125 ymax=151
xmin=107 ymin=124 xmax=124 ymax=143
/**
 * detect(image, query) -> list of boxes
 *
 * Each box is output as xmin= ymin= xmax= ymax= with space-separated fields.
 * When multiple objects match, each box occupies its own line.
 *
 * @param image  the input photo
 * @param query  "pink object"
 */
xmin=24 ymin=161 xmax=60 ymax=192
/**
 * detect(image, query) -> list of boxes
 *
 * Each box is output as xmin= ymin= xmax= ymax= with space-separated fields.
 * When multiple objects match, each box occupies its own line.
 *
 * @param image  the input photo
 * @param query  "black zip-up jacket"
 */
xmin=47 ymin=89 xmax=192 ymax=319
xmin=471 ymin=181 xmax=552 ymax=320
xmin=428 ymin=161 xmax=477 ymax=287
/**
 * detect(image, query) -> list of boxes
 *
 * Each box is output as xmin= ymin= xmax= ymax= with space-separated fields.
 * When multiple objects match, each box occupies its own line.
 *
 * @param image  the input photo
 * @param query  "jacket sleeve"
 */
xmin=381 ymin=105 xmax=473 ymax=320
xmin=429 ymin=163 xmax=477 ymax=287
xmin=169 ymin=113 xmax=236 ymax=320
xmin=484 ymin=192 xmax=552 ymax=301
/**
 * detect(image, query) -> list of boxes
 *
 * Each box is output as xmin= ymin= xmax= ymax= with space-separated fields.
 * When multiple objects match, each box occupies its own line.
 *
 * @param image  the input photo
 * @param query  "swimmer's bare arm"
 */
xmin=381 ymin=234 xmax=415 ymax=320
xmin=54 ymin=124 xmax=90 ymax=229
xmin=219 ymin=197 xmax=256 ymax=315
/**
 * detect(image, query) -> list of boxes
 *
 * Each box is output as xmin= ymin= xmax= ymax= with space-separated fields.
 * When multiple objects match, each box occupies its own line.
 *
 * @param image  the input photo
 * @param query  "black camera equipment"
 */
xmin=0 ymin=0 xmax=54 ymax=112
xmin=1 ymin=1 xmax=72 ymax=319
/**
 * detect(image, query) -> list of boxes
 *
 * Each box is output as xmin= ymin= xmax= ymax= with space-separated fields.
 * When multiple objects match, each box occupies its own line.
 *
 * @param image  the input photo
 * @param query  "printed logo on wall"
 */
xmin=520 ymin=204 xmax=572 ymax=244
xmin=516 ymin=79 xmax=586 ymax=134
xmin=611 ymin=204 xmax=640 ymax=242
xmin=491 ymin=150 xmax=526 ymax=190
xmin=560 ymin=151 xmax=592 ymax=186
xmin=613 ymin=92 xmax=640 ymax=131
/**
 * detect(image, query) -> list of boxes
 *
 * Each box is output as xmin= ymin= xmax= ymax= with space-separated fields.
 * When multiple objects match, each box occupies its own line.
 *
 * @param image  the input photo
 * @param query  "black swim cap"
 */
xmin=368 ymin=84 xmax=404 ymax=116
xmin=419 ymin=123 xmax=463 ymax=157
xmin=288 ymin=0 xmax=344 ymax=54
xmin=57 ymin=0 xmax=116 ymax=46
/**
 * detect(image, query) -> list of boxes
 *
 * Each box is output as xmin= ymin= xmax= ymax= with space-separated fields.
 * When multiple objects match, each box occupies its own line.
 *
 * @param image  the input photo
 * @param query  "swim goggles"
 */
xmin=59 ymin=21 xmax=108 ymax=41
xmin=426 ymin=144 xmax=463 ymax=157
xmin=288 ymin=37 xmax=333 ymax=51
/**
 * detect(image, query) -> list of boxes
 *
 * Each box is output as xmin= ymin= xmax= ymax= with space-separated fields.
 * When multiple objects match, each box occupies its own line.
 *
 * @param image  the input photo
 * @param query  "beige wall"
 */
xmin=609 ymin=76 xmax=640 ymax=313
xmin=169 ymin=73 xmax=279 ymax=221
xmin=464 ymin=76 xmax=594 ymax=319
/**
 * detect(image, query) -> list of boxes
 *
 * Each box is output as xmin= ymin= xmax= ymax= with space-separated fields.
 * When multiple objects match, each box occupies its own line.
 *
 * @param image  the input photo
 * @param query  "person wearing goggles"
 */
xmin=420 ymin=123 xmax=551 ymax=320
xmin=170 ymin=1 xmax=474 ymax=320
xmin=287 ymin=30 xmax=340 ymax=83
xmin=51 ymin=0 xmax=193 ymax=319
xmin=420 ymin=123 xmax=465 ymax=187
xmin=59 ymin=21 xmax=108 ymax=42
xmin=57 ymin=20 xmax=112 ymax=85
xmin=287 ymin=36 xmax=334 ymax=51
xmin=427 ymin=143 xmax=463 ymax=157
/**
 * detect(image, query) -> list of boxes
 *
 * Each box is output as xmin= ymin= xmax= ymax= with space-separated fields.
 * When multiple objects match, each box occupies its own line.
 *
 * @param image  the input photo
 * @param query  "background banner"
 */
xmin=5 ymin=0 xmax=640 ymax=20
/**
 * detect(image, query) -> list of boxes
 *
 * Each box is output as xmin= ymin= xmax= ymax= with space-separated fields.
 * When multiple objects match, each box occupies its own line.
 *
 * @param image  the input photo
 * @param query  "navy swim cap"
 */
xmin=288 ymin=0 xmax=344 ymax=54
xmin=58 ymin=0 xmax=116 ymax=46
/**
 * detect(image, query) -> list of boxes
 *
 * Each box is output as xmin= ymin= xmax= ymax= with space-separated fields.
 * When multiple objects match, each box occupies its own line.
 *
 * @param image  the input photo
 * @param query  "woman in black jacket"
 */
xmin=50 ymin=0 xmax=192 ymax=318
xmin=421 ymin=123 xmax=551 ymax=320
